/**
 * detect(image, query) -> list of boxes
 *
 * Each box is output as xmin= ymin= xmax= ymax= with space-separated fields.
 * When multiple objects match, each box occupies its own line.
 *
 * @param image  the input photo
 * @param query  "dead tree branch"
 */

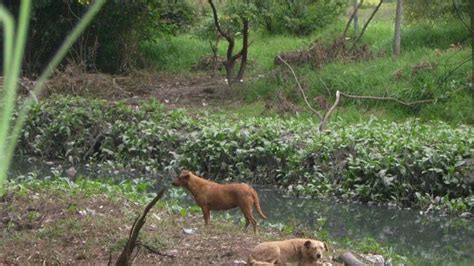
xmin=343 ymin=0 xmax=364 ymax=38
xmin=319 ymin=91 xmax=340 ymax=132
xmin=277 ymin=56 xmax=323 ymax=119
xmin=115 ymin=188 xmax=166 ymax=266
xmin=351 ymin=0 xmax=384 ymax=51
xmin=338 ymin=91 xmax=435 ymax=106
xmin=318 ymin=90 xmax=435 ymax=131
xmin=277 ymin=57 xmax=434 ymax=131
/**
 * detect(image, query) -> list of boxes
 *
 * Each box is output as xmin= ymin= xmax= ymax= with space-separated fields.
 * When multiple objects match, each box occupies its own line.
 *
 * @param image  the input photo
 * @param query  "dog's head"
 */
xmin=172 ymin=170 xmax=192 ymax=187
xmin=303 ymin=240 xmax=328 ymax=261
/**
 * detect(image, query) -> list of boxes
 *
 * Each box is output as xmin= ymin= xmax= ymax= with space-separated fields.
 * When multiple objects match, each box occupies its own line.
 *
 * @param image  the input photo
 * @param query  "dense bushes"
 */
xmin=255 ymin=0 xmax=347 ymax=35
xmin=404 ymin=0 xmax=471 ymax=22
xmin=17 ymin=97 xmax=474 ymax=212
xmin=0 ymin=0 xmax=195 ymax=74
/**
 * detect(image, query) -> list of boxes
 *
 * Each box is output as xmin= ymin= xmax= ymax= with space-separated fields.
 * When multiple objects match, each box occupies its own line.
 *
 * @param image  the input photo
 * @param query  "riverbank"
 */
xmin=1 ymin=177 xmax=400 ymax=265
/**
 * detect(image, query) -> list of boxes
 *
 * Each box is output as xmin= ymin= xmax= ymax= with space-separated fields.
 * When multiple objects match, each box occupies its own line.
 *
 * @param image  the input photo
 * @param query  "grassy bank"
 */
xmin=1 ymin=177 xmax=404 ymax=264
xmin=16 ymin=96 xmax=474 ymax=214
xmin=141 ymin=16 xmax=471 ymax=124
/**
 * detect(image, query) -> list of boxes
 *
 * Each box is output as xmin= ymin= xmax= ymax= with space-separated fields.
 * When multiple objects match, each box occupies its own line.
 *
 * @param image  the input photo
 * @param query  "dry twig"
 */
xmin=115 ymin=188 xmax=166 ymax=266
xmin=276 ymin=56 xmax=323 ymax=119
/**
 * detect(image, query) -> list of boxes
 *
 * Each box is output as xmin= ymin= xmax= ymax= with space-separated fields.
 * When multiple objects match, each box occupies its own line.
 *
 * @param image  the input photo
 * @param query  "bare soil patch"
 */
xmin=15 ymin=64 xmax=235 ymax=108
xmin=0 ymin=186 xmax=320 ymax=265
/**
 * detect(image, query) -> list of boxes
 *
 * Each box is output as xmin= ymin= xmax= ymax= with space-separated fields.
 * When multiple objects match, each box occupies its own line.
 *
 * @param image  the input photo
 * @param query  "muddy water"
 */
xmin=255 ymin=189 xmax=474 ymax=265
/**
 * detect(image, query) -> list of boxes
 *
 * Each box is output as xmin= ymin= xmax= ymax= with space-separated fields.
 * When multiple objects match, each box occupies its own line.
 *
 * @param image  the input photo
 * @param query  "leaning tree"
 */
xmin=208 ymin=0 xmax=256 ymax=85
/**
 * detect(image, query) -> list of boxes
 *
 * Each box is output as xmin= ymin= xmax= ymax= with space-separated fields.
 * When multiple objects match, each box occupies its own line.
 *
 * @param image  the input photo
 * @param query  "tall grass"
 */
xmin=0 ymin=0 xmax=105 ymax=194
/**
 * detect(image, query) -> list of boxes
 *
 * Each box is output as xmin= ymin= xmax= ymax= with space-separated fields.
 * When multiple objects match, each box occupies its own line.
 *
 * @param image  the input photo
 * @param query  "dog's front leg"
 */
xmin=201 ymin=206 xmax=210 ymax=225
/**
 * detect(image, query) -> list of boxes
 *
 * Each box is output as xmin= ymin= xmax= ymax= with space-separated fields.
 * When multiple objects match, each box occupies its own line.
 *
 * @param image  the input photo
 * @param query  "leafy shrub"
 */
xmin=404 ymin=0 xmax=470 ymax=22
xmin=255 ymin=0 xmax=347 ymax=35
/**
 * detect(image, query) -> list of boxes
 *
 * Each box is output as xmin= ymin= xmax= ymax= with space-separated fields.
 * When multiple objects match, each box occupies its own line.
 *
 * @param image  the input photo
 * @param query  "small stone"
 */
xmin=167 ymin=249 xmax=178 ymax=256
xmin=183 ymin=228 xmax=194 ymax=235
xmin=233 ymin=259 xmax=247 ymax=265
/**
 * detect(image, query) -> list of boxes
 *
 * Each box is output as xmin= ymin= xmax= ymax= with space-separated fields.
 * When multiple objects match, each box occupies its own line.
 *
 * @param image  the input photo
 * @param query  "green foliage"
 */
xmin=10 ymin=173 xmax=156 ymax=204
xmin=1 ymin=0 xmax=196 ymax=74
xmin=404 ymin=0 xmax=470 ymax=22
xmin=0 ymin=0 xmax=105 ymax=195
xmin=17 ymin=97 xmax=474 ymax=212
xmin=255 ymin=0 xmax=347 ymax=35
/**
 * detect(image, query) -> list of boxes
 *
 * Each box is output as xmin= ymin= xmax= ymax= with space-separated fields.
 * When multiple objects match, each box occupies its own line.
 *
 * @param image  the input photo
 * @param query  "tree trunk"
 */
xmin=236 ymin=19 xmax=249 ymax=81
xmin=208 ymin=0 xmax=250 ymax=85
xmin=393 ymin=0 xmax=403 ymax=56
xmin=471 ymin=0 xmax=473 ymax=83
xmin=353 ymin=0 xmax=359 ymax=35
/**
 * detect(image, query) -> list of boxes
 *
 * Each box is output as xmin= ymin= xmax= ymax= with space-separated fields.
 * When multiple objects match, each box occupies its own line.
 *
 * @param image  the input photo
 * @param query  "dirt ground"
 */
xmin=0 ymin=186 xmax=338 ymax=265
xmin=16 ymin=66 xmax=238 ymax=109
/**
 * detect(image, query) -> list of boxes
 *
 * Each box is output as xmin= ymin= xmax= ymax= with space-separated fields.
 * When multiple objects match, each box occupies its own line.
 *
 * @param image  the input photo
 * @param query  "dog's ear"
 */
xmin=304 ymin=240 xmax=312 ymax=249
xmin=324 ymin=242 xmax=329 ymax=251
xmin=179 ymin=170 xmax=191 ymax=179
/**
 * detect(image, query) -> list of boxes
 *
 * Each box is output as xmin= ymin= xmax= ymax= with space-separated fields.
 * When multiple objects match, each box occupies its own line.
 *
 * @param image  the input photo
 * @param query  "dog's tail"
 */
xmin=252 ymin=188 xmax=267 ymax=219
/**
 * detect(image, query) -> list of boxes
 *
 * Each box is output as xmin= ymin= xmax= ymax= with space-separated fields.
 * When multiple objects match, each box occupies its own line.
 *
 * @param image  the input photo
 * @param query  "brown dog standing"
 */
xmin=248 ymin=238 xmax=329 ymax=265
xmin=172 ymin=170 xmax=267 ymax=233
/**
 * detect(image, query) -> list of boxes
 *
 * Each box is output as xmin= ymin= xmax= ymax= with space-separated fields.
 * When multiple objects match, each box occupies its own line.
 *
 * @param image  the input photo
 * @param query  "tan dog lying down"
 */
xmin=249 ymin=238 xmax=329 ymax=265
xmin=172 ymin=170 xmax=267 ymax=233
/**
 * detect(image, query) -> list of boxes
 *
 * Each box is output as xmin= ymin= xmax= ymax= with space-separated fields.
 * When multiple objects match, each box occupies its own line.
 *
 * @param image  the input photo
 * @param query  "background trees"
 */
xmin=0 ymin=0 xmax=194 ymax=74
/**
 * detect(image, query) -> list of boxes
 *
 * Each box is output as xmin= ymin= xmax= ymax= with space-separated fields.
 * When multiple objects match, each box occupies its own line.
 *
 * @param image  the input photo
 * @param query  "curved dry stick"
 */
xmin=319 ymin=90 xmax=341 ymax=132
xmin=318 ymin=90 xmax=435 ymax=131
xmin=277 ymin=56 xmax=323 ymax=119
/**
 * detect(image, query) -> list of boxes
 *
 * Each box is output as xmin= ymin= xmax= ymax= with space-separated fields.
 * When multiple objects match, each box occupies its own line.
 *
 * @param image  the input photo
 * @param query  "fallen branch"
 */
xmin=115 ymin=188 xmax=166 ymax=266
xmin=277 ymin=55 xmax=434 ymax=131
xmin=338 ymin=91 xmax=435 ymax=106
xmin=276 ymin=56 xmax=323 ymax=119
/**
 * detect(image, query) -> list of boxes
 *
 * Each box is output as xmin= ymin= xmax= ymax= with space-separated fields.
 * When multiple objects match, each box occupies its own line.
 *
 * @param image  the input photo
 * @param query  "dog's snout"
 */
xmin=316 ymin=253 xmax=321 ymax=259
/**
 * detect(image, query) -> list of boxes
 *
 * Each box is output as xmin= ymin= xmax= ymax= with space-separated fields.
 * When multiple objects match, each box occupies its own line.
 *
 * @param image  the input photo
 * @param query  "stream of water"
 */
xmin=254 ymin=189 xmax=474 ymax=265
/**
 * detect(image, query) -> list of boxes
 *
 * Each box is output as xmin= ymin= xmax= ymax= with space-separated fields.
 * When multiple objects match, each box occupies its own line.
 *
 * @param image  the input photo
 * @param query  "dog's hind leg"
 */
xmin=241 ymin=205 xmax=257 ymax=233
xmin=201 ymin=206 xmax=210 ymax=225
